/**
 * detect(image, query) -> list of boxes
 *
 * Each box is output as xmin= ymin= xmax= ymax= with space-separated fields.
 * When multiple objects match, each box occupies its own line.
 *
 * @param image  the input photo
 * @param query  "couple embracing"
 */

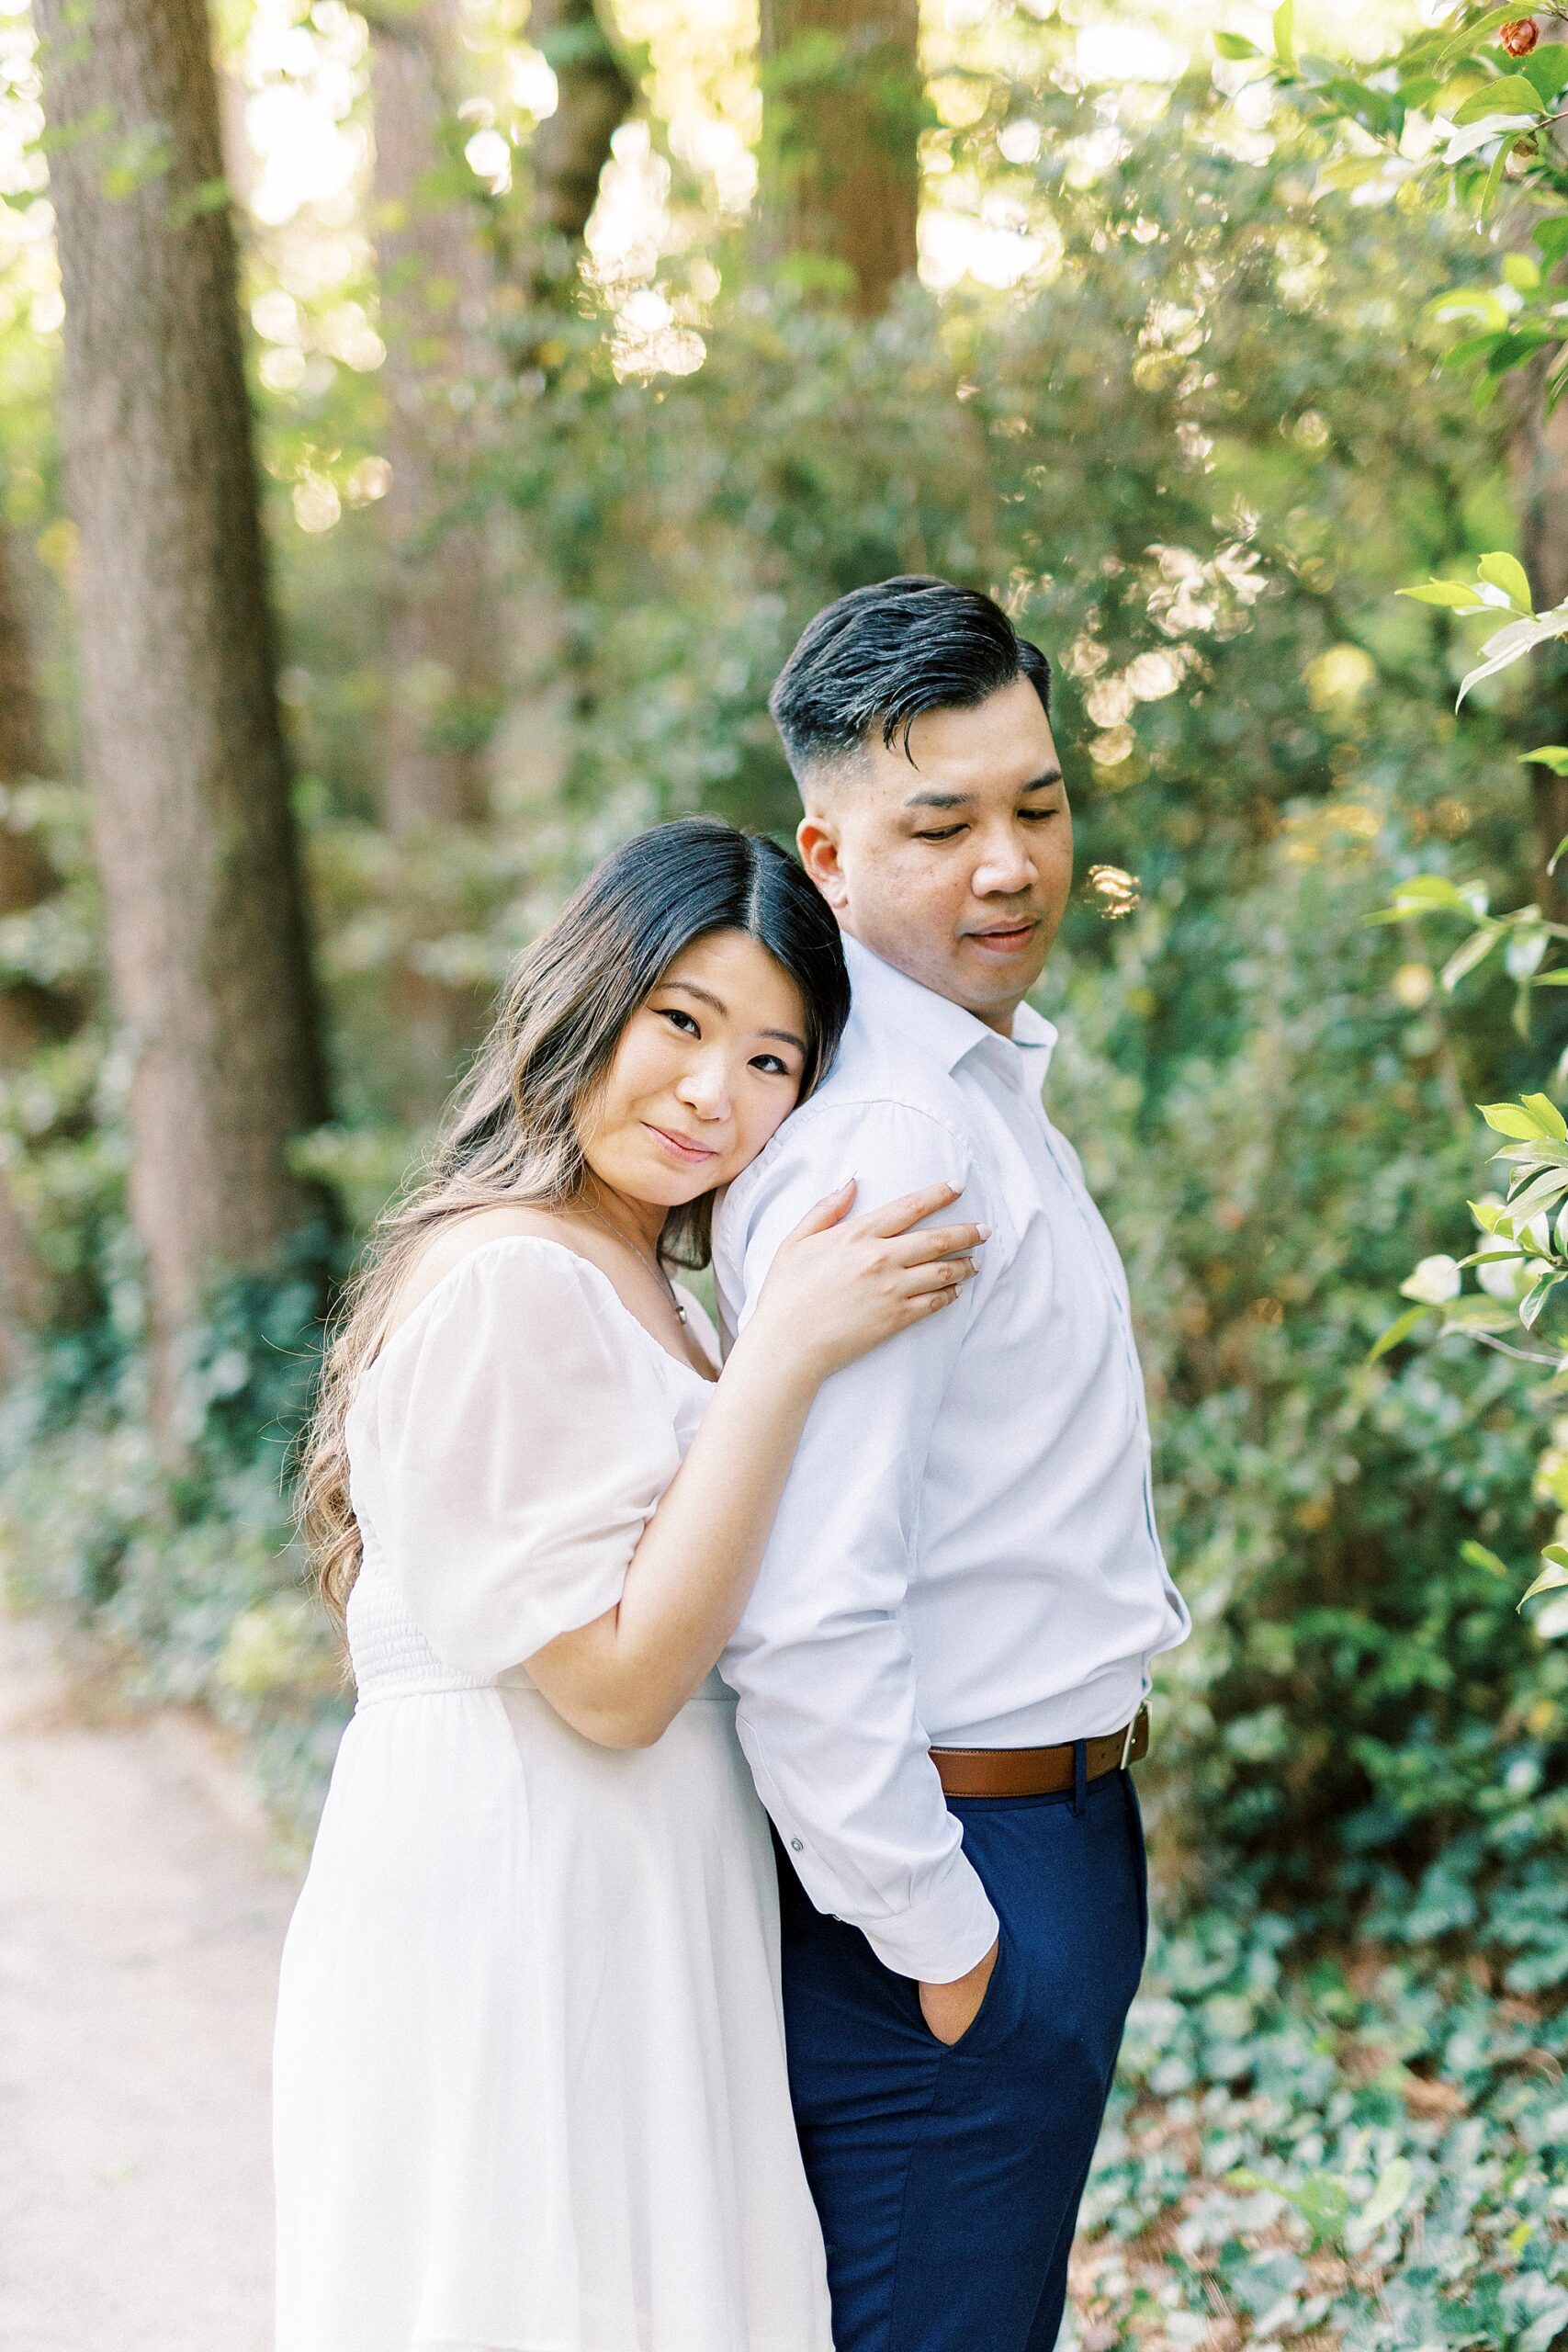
xmin=274 ymin=575 xmax=1190 ymax=2352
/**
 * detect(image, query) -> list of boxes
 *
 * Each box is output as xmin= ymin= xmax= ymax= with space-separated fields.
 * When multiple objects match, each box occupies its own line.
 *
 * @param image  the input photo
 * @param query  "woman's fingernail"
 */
xmin=976 ymin=1224 xmax=992 ymax=1241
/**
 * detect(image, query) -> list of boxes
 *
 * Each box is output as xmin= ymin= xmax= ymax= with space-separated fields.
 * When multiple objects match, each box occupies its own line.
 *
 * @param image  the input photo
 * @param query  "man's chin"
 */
xmin=958 ymin=932 xmax=1051 ymax=997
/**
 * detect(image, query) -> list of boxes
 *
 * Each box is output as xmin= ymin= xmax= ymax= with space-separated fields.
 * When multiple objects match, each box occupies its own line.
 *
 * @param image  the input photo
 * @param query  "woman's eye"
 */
xmin=750 ymin=1053 xmax=792 ymax=1077
xmin=658 ymin=1006 xmax=700 ymax=1035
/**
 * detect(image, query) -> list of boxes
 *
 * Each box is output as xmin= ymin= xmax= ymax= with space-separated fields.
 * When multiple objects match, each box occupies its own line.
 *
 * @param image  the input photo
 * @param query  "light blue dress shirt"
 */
xmin=715 ymin=934 xmax=1190 ymax=1983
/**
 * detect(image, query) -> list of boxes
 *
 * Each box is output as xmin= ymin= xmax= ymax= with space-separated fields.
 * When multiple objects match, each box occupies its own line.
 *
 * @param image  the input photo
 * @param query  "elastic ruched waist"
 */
xmin=355 ymin=1664 xmax=536 ymax=1709
xmin=354 ymin=1664 xmax=737 ymax=1711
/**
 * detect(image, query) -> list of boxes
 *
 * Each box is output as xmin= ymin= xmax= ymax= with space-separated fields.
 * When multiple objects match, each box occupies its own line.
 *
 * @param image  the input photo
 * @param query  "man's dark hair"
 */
xmin=769 ymin=575 xmax=1053 ymax=785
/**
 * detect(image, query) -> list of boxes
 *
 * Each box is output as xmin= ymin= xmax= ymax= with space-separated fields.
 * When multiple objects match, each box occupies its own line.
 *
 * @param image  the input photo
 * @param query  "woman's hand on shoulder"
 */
xmin=743 ymin=1180 xmax=986 ymax=1388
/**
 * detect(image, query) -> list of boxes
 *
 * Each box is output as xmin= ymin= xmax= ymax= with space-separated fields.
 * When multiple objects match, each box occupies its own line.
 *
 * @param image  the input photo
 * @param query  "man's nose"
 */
xmin=972 ymin=830 xmax=1038 ymax=898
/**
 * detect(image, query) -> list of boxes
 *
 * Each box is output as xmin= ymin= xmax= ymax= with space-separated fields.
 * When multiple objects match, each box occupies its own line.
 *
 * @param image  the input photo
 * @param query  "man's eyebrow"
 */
xmin=660 ymin=979 xmax=807 ymax=1055
xmin=903 ymin=768 xmax=1064 ymax=810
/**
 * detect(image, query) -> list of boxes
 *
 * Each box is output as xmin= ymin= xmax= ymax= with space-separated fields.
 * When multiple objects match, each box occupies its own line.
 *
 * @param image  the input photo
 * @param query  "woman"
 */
xmin=276 ymin=819 xmax=986 ymax=2352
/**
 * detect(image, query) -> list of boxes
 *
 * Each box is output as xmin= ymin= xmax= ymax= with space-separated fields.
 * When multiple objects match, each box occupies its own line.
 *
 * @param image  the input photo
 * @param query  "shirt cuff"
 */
xmin=858 ymin=1849 xmax=1000 ymax=1984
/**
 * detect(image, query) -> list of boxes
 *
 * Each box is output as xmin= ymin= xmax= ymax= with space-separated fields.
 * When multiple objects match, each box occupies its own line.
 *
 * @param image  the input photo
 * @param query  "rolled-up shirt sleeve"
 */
xmin=716 ymin=1100 xmax=1001 ymax=1984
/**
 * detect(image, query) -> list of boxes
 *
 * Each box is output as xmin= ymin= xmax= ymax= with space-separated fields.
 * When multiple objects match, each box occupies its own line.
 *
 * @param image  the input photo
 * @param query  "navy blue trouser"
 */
xmin=776 ymin=1763 xmax=1147 ymax=2352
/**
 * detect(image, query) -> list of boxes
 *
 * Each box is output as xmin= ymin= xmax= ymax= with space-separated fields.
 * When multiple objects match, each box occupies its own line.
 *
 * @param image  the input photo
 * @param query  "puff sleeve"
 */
xmin=356 ymin=1238 xmax=682 ymax=1679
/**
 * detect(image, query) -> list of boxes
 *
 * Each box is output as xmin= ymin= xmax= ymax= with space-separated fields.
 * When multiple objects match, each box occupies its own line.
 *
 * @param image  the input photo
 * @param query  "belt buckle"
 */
xmin=1119 ymin=1702 xmax=1145 ymax=1770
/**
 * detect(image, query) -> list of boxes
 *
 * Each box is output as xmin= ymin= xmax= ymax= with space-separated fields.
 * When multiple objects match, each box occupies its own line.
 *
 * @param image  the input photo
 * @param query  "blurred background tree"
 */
xmin=4 ymin=1 xmax=1568 ymax=2335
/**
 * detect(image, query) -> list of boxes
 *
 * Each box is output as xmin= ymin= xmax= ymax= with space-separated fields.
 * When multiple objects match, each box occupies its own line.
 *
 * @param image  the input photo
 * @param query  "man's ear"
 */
xmin=796 ymin=808 xmax=849 ymax=912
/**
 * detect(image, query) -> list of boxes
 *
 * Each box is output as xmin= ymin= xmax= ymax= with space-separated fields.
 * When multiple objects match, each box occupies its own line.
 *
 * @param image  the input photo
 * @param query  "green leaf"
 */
xmin=1442 ymin=332 xmax=1515 ymax=379
xmin=1523 ymin=43 xmax=1568 ymax=103
xmin=1461 ymin=1540 xmax=1512 ymax=1577
xmin=1481 ymin=1100 xmax=1561 ymax=1139
xmin=1368 ymin=1303 xmax=1433 ymax=1363
xmin=1356 ymin=2156 xmax=1413 ymax=2239
xmin=1495 ymin=1136 xmax=1568 ymax=1169
xmin=1436 ymin=6 xmax=1531 ymax=69
xmin=1477 ymin=550 xmax=1535 ymax=611
xmin=1441 ymin=928 xmax=1500 ymax=990
xmin=1502 ymin=250 xmax=1542 ymax=293
xmin=1534 ymin=215 xmax=1568 ymax=263
xmin=1427 ymin=282 xmax=1514 ymax=330
xmin=1495 ymin=1164 xmax=1568 ymax=1221
xmin=1399 ymin=579 xmax=1489 ymax=609
xmin=1521 ymin=1091 xmax=1568 ymax=1139
xmin=1519 ymin=1268 xmax=1563 ymax=1329
xmin=1452 ymin=74 xmax=1545 ymax=124
xmin=1519 ymin=1556 xmax=1568 ymax=1608
xmin=1477 ymin=132 xmax=1514 ymax=219
xmin=1525 ymin=745 xmax=1568 ymax=775
xmin=1393 ymin=873 xmax=1485 ymax=912
xmin=1439 ymin=1295 xmax=1520 ymax=1332
xmin=1274 ymin=0 xmax=1296 ymax=71
xmin=1213 ymin=30 xmax=1261 ymax=59
xmin=1317 ymin=155 xmax=1387 ymax=193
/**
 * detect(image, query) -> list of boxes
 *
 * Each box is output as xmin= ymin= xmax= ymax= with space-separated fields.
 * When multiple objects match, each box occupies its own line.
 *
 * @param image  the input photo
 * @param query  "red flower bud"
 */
xmin=1500 ymin=17 xmax=1540 ymax=55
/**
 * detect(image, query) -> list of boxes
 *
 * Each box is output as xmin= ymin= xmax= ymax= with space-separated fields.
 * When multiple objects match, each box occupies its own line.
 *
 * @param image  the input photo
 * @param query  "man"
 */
xmin=714 ymin=576 xmax=1190 ymax=2352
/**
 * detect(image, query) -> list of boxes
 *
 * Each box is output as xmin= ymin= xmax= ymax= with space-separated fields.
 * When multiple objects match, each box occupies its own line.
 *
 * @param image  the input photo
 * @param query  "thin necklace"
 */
xmin=578 ymin=1200 xmax=687 ymax=1324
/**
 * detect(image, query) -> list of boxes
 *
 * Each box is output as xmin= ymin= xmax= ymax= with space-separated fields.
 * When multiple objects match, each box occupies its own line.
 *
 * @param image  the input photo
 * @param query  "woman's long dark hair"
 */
xmin=298 ymin=820 xmax=850 ymax=1627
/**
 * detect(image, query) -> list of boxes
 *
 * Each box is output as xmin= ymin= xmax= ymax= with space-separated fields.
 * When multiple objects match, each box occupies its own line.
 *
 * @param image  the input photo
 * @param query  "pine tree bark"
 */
xmin=758 ymin=0 xmax=921 ymax=313
xmin=32 ymin=0 xmax=332 ymax=1417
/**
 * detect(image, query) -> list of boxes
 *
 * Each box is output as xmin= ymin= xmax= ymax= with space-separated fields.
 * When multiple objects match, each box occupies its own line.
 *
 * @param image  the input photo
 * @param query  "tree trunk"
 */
xmin=33 ymin=0 xmax=333 ymax=1420
xmin=483 ymin=0 xmax=633 ymax=888
xmin=1517 ymin=388 xmax=1568 ymax=916
xmin=758 ymin=0 xmax=921 ymax=313
xmin=370 ymin=2 xmax=492 ymax=840
xmin=0 ymin=517 xmax=77 ymax=1366
xmin=525 ymin=0 xmax=634 ymax=297
xmin=0 ymin=518 xmax=63 ymax=1063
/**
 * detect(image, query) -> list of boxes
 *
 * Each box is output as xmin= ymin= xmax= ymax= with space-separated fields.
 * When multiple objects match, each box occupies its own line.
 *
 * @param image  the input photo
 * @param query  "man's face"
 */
xmin=795 ymin=675 xmax=1073 ymax=1035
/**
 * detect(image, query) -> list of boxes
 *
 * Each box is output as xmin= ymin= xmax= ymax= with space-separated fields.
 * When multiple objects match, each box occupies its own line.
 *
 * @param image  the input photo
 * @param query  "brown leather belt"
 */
xmin=930 ymin=1703 xmax=1149 ymax=1799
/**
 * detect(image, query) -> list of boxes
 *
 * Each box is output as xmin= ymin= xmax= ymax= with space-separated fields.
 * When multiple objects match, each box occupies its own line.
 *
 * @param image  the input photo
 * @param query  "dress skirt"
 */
xmin=273 ymin=1673 xmax=832 ymax=2352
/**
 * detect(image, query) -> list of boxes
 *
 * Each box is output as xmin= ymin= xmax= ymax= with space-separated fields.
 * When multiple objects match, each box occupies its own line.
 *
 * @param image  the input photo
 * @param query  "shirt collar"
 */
xmin=840 ymin=933 xmax=1058 ymax=1080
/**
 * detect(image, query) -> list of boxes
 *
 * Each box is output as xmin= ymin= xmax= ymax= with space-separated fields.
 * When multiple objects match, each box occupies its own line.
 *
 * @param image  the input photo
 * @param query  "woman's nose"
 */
xmin=676 ymin=1055 xmax=730 ymax=1120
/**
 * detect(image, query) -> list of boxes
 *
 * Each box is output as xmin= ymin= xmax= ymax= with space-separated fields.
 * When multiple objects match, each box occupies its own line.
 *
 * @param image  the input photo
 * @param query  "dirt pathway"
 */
xmin=0 ymin=1602 xmax=300 ymax=2351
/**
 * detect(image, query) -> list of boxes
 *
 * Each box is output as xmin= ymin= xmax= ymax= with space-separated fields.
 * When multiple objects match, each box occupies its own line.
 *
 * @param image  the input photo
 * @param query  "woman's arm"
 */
xmin=526 ymin=1182 xmax=984 ymax=1747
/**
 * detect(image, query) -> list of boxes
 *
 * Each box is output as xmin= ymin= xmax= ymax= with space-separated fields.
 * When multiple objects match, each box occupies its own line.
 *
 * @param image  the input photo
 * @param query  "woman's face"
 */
xmin=579 ymin=929 xmax=811 ymax=1209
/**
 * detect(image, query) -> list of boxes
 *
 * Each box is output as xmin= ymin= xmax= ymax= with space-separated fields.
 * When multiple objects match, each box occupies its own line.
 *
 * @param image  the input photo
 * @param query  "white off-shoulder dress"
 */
xmin=273 ymin=1237 xmax=832 ymax=2352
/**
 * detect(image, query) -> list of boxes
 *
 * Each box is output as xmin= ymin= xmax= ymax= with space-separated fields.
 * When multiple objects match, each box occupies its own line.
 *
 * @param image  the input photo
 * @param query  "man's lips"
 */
xmin=964 ymin=918 xmax=1041 ymax=951
xmin=643 ymin=1121 xmax=720 ymax=1167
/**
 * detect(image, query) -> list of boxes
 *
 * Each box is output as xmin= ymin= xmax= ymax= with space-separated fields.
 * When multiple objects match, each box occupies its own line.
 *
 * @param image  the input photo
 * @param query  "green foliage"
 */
xmin=0 ymin=1247 xmax=349 ymax=1834
xmin=1082 ymin=1905 xmax=1568 ymax=2347
xmin=1043 ymin=817 xmax=1568 ymax=1991
xmin=1255 ymin=2 xmax=1568 ymax=406
xmin=6 ymin=62 xmax=1568 ymax=2346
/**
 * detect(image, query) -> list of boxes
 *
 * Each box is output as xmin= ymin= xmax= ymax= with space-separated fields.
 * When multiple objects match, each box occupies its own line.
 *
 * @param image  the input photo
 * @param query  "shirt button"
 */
xmin=790 ymin=1838 xmax=805 ymax=1852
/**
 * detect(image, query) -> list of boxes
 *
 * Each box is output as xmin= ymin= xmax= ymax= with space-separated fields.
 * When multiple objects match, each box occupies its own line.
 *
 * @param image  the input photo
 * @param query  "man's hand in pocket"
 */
xmin=918 ymin=1936 xmax=999 ymax=2047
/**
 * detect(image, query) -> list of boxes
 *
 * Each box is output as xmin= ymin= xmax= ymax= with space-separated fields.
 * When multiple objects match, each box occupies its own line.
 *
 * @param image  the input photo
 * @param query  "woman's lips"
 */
xmin=643 ymin=1121 xmax=719 ymax=1167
